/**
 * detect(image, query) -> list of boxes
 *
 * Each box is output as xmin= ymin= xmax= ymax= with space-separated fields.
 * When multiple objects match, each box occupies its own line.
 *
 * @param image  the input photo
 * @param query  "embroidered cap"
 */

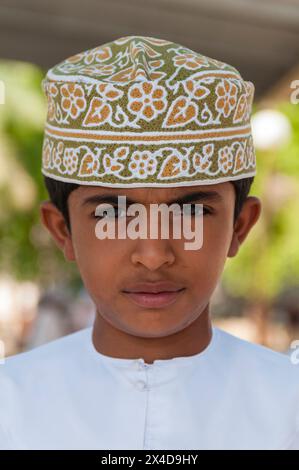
xmin=41 ymin=35 xmax=256 ymax=188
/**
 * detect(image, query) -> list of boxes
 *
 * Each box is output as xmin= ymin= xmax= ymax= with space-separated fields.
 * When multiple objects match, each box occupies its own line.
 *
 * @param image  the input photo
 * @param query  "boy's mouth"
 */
xmin=122 ymin=281 xmax=186 ymax=309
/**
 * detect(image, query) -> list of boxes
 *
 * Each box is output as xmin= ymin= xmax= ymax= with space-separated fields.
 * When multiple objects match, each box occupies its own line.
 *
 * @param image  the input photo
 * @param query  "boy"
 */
xmin=0 ymin=35 xmax=298 ymax=450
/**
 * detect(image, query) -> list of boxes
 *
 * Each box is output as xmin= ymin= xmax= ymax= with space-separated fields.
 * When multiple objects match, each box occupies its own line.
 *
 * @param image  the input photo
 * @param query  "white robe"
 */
xmin=0 ymin=325 xmax=299 ymax=450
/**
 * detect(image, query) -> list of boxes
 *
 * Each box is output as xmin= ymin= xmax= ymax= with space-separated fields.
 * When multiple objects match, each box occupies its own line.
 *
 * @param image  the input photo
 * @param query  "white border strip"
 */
xmin=45 ymin=122 xmax=251 ymax=137
xmin=45 ymin=125 xmax=252 ymax=144
xmin=41 ymin=169 xmax=257 ymax=188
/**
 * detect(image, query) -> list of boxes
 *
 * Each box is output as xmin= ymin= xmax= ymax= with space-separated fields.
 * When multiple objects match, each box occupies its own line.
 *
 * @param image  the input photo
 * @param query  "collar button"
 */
xmin=135 ymin=380 xmax=147 ymax=391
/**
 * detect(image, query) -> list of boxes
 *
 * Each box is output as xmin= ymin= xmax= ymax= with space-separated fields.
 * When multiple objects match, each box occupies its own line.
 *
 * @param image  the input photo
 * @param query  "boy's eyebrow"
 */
xmin=81 ymin=190 xmax=223 ymax=207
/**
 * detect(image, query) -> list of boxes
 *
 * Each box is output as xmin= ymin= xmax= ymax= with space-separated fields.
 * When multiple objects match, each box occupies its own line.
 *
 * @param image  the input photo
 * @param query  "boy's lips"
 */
xmin=122 ymin=281 xmax=186 ymax=308
xmin=122 ymin=280 xmax=185 ymax=293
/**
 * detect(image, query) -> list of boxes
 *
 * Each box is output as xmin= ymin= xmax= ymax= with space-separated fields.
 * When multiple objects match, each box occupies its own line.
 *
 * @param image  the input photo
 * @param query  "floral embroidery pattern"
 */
xmin=128 ymin=82 xmax=167 ymax=121
xmin=193 ymin=144 xmax=214 ymax=173
xmin=79 ymin=151 xmax=99 ymax=176
xmin=233 ymin=142 xmax=246 ymax=173
xmin=163 ymin=96 xmax=197 ymax=128
xmin=61 ymin=84 xmax=86 ymax=119
xmin=83 ymin=98 xmax=112 ymax=126
xmin=233 ymin=94 xmax=248 ymax=123
xmin=84 ymin=46 xmax=112 ymax=65
xmin=245 ymin=136 xmax=256 ymax=168
xmin=42 ymin=139 xmax=255 ymax=183
xmin=103 ymin=154 xmax=125 ymax=175
xmin=215 ymin=79 xmax=238 ymax=118
xmin=173 ymin=53 xmax=208 ymax=70
xmin=218 ymin=146 xmax=234 ymax=174
xmin=128 ymin=151 xmax=158 ymax=178
xmin=42 ymin=140 xmax=52 ymax=169
xmin=184 ymin=79 xmax=210 ymax=100
xmin=52 ymin=141 xmax=63 ymax=168
xmin=63 ymin=148 xmax=79 ymax=174
xmin=42 ymin=36 xmax=256 ymax=185
xmin=158 ymin=151 xmax=190 ymax=179
xmin=45 ymin=83 xmax=58 ymax=121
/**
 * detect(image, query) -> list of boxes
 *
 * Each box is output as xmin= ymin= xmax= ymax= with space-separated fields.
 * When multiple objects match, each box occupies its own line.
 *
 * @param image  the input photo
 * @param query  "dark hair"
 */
xmin=43 ymin=175 xmax=254 ymax=234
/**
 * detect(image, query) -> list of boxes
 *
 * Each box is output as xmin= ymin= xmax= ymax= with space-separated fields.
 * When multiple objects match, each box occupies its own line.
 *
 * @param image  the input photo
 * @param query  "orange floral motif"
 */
xmin=52 ymin=142 xmax=64 ymax=168
xmin=149 ymin=59 xmax=164 ymax=69
xmin=114 ymin=147 xmax=129 ymax=160
xmin=110 ymin=65 xmax=163 ymax=82
xmin=79 ymin=152 xmax=99 ymax=176
xmin=46 ymin=83 xmax=58 ymax=121
xmin=97 ymin=84 xmax=123 ymax=101
xmin=128 ymin=82 xmax=167 ymax=121
xmin=109 ymin=66 xmax=137 ymax=83
xmin=233 ymin=94 xmax=247 ymax=123
xmin=173 ymin=53 xmax=208 ymax=70
xmin=159 ymin=154 xmax=189 ymax=178
xmin=83 ymin=98 xmax=111 ymax=126
xmin=103 ymin=154 xmax=125 ymax=174
xmin=164 ymin=97 xmax=197 ymax=127
xmin=43 ymin=142 xmax=52 ymax=169
xmin=185 ymin=79 xmax=210 ymax=100
xmin=245 ymin=137 xmax=256 ymax=168
xmin=128 ymin=151 xmax=157 ymax=178
xmin=215 ymin=80 xmax=238 ymax=117
xmin=80 ymin=64 xmax=115 ymax=76
xmin=43 ymin=82 xmax=58 ymax=121
xmin=218 ymin=146 xmax=234 ymax=173
xmin=245 ymin=81 xmax=255 ymax=112
xmin=233 ymin=143 xmax=245 ymax=172
xmin=193 ymin=144 xmax=214 ymax=172
xmin=61 ymin=84 xmax=86 ymax=119
xmin=102 ymin=147 xmax=129 ymax=175
xmin=63 ymin=148 xmax=79 ymax=175
xmin=84 ymin=46 xmax=112 ymax=65
xmin=97 ymin=65 xmax=115 ymax=75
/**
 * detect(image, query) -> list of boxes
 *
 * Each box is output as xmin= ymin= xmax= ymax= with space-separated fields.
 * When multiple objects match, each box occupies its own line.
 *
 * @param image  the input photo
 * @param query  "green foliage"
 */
xmin=223 ymin=102 xmax=299 ymax=300
xmin=0 ymin=60 xmax=80 ymax=288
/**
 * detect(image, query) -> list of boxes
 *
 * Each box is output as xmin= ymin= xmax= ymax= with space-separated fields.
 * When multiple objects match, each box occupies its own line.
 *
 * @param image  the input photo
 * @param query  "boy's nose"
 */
xmin=130 ymin=238 xmax=175 ymax=271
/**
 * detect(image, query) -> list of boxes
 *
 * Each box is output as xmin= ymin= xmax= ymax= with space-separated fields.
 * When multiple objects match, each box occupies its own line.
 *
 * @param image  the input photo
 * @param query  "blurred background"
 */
xmin=0 ymin=0 xmax=299 ymax=357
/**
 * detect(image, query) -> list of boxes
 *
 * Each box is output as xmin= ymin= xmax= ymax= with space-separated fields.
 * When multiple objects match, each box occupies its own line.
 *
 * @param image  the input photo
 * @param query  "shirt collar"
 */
xmin=92 ymin=327 xmax=217 ymax=364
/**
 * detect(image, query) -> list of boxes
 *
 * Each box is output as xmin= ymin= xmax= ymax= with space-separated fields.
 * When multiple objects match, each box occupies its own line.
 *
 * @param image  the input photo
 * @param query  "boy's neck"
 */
xmin=91 ymin=305 xmax=212 ymax=365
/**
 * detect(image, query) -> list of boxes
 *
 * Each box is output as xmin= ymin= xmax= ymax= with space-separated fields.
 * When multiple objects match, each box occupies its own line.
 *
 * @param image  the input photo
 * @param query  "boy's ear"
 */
xmin=39 ymin=201 xmax=76 ymax=262
xmin=227 ymin=196 xmax=262 ymax=258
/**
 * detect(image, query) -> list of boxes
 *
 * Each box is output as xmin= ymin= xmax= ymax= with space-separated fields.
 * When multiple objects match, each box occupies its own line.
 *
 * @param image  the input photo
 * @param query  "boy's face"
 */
xmin=40 ymin=182 xmax=261 ymax=338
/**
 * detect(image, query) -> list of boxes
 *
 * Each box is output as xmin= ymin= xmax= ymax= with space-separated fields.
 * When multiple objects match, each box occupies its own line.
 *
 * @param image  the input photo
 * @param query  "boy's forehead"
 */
xmin=73 ymin=182 xmax=231 ymax=204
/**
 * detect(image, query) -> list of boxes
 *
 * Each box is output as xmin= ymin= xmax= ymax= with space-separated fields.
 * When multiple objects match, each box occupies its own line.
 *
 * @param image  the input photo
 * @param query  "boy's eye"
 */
xmin=92 ymin=204 xmax=212 ymax=219
xmin=93 ymin=206 xmax=126 ymax=219
xmin=178 ymin=204 xmax=212 ymax=216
